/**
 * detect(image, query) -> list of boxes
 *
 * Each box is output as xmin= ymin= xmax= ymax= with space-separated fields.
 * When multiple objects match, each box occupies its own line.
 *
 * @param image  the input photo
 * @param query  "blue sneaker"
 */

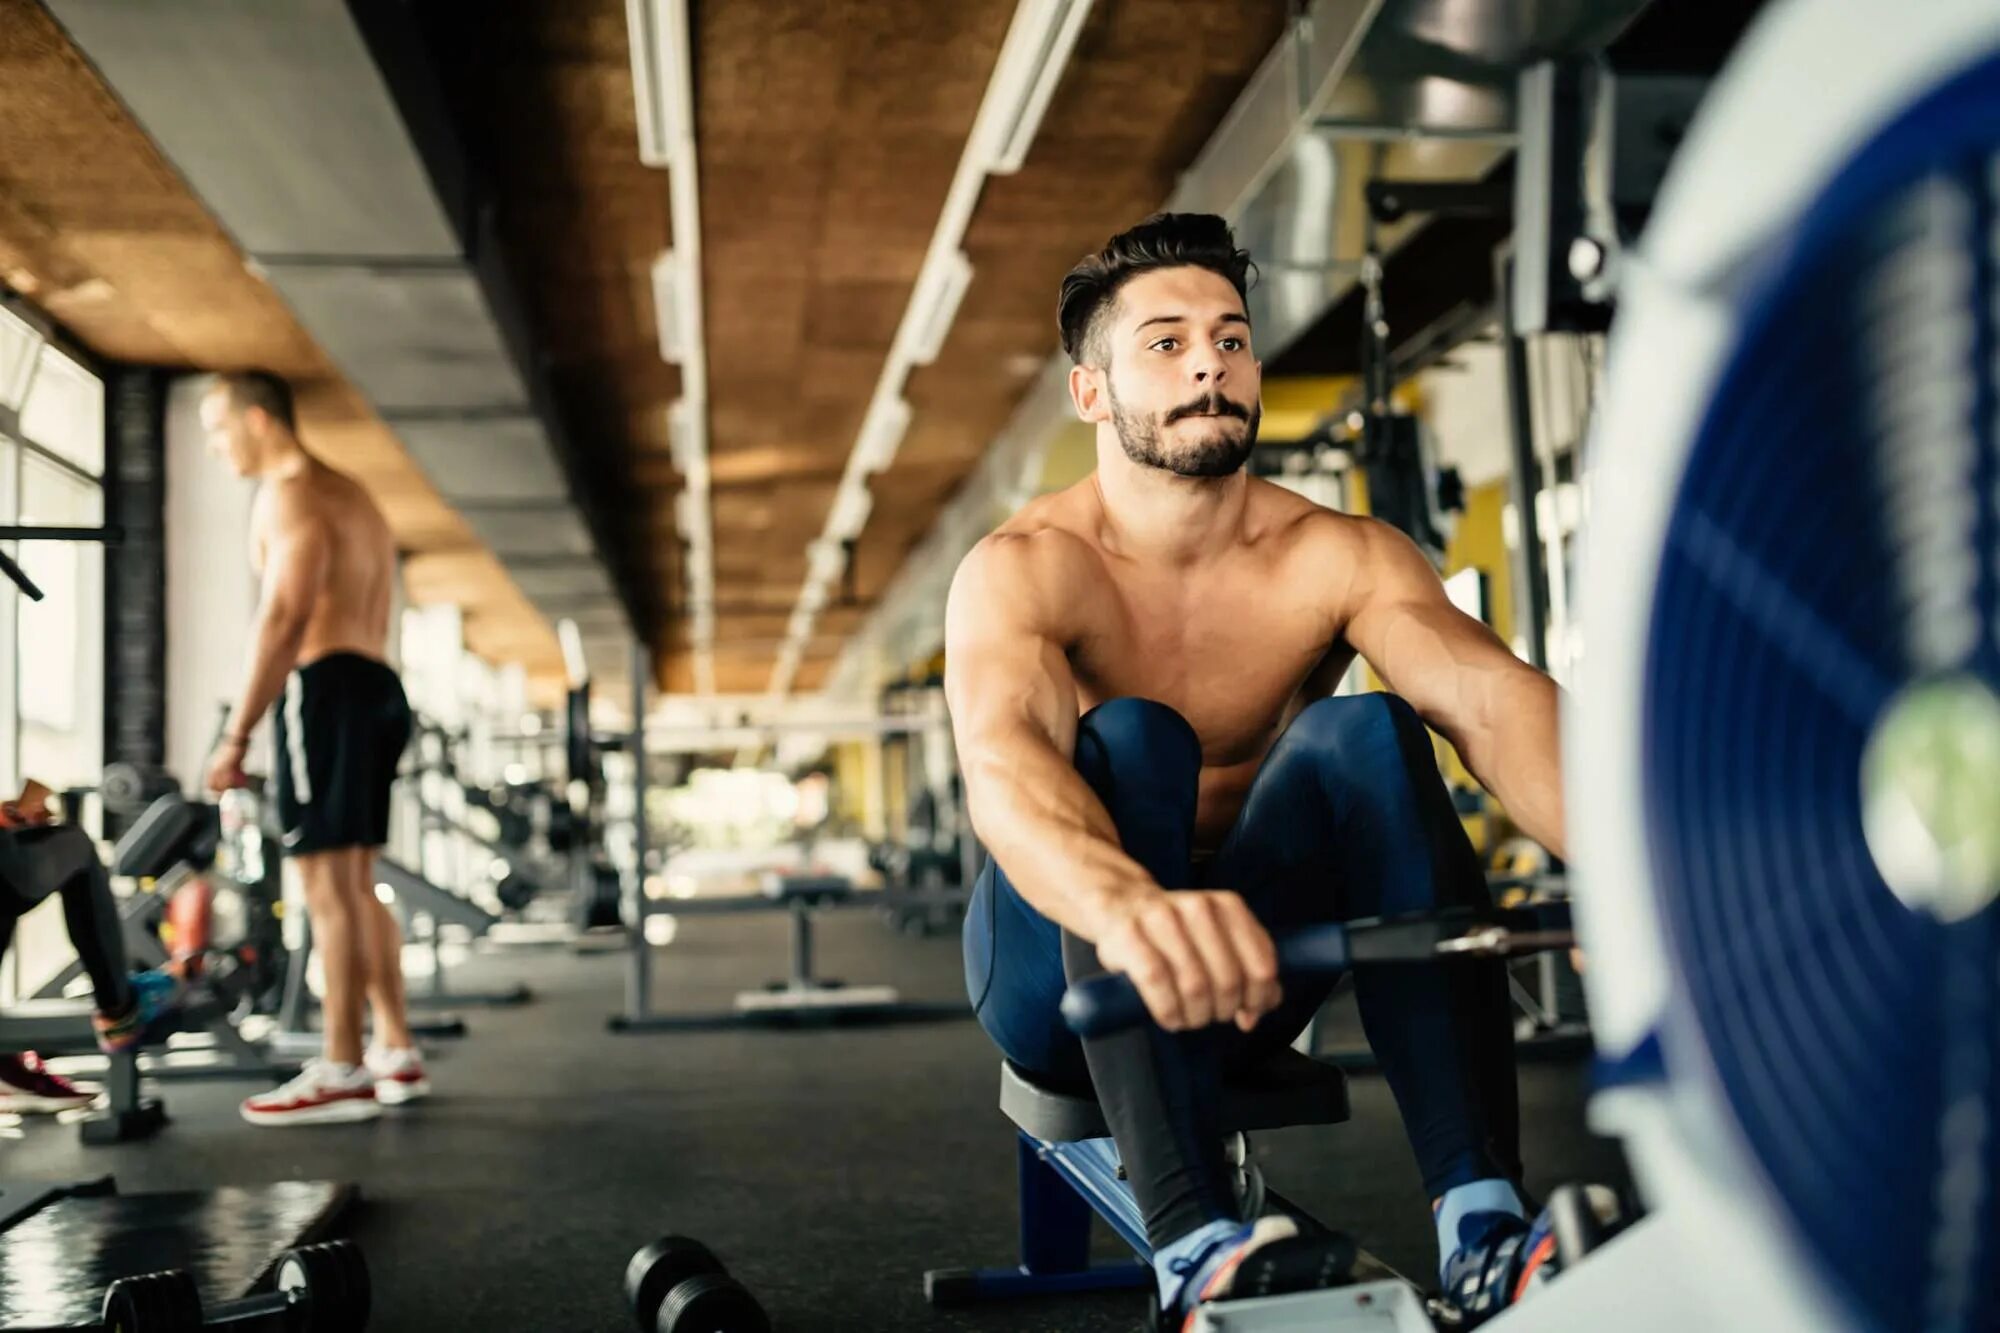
xmin=93 ymin=968 xmax=180 ymax=1054
xmin=1441 ymin=1206 xmax=1560 ymax=1326
xmin=1152 ymin=1216 xmax=1359 ymax=1332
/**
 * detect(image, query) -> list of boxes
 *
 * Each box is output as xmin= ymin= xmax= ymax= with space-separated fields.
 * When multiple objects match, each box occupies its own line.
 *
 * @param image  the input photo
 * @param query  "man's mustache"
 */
xmin=1165 ymin=393 xmax=1251 ymax=424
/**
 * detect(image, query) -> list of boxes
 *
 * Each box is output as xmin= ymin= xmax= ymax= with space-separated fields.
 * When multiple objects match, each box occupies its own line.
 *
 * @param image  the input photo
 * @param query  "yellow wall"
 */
xmin=831 ymin=741 xmax=875 ymax=835
xmin=883 ymin=740 xmax=909 ymax=844
xmin=1038 ymin=420 xmax=1097 ymax=493
xmin=1444 ymin=480 xmax=1514 ymax=649
xmin=1346 ymin=464 xmax=1517 ymax=853
xmin=1435 ymin=478 xmax=1516 ymax=849
xmin=1259 ymin=377 xmax=1353 ymax=441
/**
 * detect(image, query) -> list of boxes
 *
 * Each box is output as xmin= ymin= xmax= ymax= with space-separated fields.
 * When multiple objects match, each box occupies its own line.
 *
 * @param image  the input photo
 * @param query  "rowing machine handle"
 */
xmin=1060 ymin=923 xmax=1353 ymax=1038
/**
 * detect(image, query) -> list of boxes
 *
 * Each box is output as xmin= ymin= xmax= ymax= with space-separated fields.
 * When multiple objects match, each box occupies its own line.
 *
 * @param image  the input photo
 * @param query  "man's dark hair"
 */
xmin=208 ymin=370 xmax=297 ymax=433
xmin=1057 ymin=213 xmax=1256 ymax=367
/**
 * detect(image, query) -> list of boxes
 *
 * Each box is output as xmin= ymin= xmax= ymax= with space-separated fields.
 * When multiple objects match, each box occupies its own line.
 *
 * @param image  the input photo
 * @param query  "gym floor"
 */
xmin=8 ymin=913 xmax=1630 ymax=1332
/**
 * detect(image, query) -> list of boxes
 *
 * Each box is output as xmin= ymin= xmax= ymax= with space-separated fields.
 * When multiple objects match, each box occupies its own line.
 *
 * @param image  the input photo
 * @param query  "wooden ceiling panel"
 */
xmin=703 ymin=272 xmax=812 ymax=380
xmin=790 ymin=343 xmax=897 ymax=403
xmin=802 ymin=278 xmax=910 ymax=352
xmin=416 ymin=0 xmax=1288 ymax=693
xmin=706 ymin=393 xmax=867 ymax=467
xmin=872 ymin=457 xmax=978 ymax=502
xmin=656 ymin=648 xmax=833 ymax=696
xmin=700 ymin=3 xmax=848 ymax=136
xmin=689 ymin=0 xmax=1016 ymax=686
xmin=706 ymin=443 xmax=844 ymax=488
xmin=709 ymin=608 xmax=868 ymax=649
xmin=61 ymin=238 xmax=320 ymax=368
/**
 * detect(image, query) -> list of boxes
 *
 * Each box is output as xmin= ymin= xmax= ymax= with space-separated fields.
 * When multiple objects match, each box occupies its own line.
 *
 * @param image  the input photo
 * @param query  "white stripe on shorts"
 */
xmin=284 ymin=671 xmax=314 ymax=805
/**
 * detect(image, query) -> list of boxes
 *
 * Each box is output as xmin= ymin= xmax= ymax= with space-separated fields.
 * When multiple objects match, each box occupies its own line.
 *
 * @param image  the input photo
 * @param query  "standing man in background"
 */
xmin=201 ymin=371 xmax=429 ymax=1125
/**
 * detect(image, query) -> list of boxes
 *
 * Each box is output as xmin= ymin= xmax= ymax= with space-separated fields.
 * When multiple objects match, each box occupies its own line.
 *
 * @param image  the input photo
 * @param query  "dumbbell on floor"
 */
xmin=101 ymin=1240 xmax=370 ymax=1332
xmin=625 ymin=1236 xmax=769 ymax=1333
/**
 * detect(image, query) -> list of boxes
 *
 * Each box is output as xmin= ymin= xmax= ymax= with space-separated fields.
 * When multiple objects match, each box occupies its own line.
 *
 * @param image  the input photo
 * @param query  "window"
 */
xmin=0 ymin=306 xmax=38 ymax=412
xmin=19 ymin=345 xmax=104 ymax=476
xmin=15 ymin=451 xmax=104 ymax=789
xmin=0 ymin=337 xmax=105 ymax=797
xmin=0 ymin=340 xmax=104 ymax=1005
xmin=0 ymin=435 xmax=15 ymax=796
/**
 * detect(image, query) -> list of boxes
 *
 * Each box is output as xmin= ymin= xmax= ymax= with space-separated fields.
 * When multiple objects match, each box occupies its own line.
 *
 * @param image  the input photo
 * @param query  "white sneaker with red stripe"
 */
xmin=0 ymin=1052 xmax=98 ymax=1114
xmin=241 ymin=1060 xmax=381 ymax=1126
xmin=365 ymin=1045 xmax=430 ymax=1106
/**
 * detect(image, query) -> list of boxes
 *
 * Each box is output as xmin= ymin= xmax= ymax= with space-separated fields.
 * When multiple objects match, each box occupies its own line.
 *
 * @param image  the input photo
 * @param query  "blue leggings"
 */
xmin=963 ymin=694 xmax=1521 ymax=1246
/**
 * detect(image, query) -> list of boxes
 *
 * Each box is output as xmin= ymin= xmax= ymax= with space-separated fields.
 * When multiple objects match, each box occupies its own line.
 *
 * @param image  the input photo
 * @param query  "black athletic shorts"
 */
xmin=272 ymin=652 xmax=413 ymax=854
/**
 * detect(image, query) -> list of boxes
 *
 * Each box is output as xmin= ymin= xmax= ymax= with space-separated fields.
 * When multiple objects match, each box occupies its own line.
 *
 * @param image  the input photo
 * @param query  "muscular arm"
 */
xmin=1341 ymin=519 xmax=1567 ymax=858
xmin=943 ymin=535 xmax=1153 ymax=941
xmin=223 ymin=492 xmax=330 ymax=745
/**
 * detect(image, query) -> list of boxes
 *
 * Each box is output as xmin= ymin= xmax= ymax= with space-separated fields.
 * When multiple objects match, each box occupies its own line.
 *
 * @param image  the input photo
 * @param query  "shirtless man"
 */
xmin=946 ymin=214 xmax=1566 ymax=1328
xmin=200 ymin=371 xmax=428 ymax=1125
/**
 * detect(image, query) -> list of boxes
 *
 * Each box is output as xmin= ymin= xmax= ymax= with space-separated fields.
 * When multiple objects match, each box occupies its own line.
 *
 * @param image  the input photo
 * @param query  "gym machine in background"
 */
xmin=1287 ymin=50 xmax=1708 ymax=1067
xmin=870 ymin=678 xmax=982 ymax=936
xmin=552 ymin=635 xmax=636 ymax=940
xmin=608 ymin=645 xmax=974 ymax=1033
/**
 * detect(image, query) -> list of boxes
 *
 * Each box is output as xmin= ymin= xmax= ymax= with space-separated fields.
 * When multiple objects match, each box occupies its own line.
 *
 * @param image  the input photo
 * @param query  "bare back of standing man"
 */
xmin=199 ymin=371 xmax=430 ymax=1125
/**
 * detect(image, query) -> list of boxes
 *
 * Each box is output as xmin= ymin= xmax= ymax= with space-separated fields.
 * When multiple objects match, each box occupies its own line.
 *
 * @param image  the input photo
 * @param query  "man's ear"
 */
xmin=1069 ymin=363 xmax=1110 ymax=424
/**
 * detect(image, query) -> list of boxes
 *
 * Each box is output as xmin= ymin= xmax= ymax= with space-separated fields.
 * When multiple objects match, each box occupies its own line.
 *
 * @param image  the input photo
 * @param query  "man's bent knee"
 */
xmin=1288 ymin=692 xmax=1422 ymax=753
xmin=1076 ymin=698 xmax=1202 ymax=784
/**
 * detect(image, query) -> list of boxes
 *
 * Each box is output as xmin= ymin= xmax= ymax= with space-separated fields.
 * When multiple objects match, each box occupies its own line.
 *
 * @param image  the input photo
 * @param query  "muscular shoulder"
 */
xmin=1245 ymin=484 xmax=1405 ymax=622
xmin=1292 ymin=505 xmax=1443 ymax=630
xmin=951 ymin=517 xmax=1100 ymax=636
xmin=1240 ymin=480 xmax=1369 ymax=564
xmin=264 ymin=474 xmax=332 ymax=536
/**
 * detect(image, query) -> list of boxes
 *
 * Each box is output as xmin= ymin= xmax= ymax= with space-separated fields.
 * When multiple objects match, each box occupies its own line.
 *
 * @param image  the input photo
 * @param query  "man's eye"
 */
xmin=1219 ymin=338 xmax=1245 ymax=352
xmin=1151 ymin=338 xmax=1179 ymax=352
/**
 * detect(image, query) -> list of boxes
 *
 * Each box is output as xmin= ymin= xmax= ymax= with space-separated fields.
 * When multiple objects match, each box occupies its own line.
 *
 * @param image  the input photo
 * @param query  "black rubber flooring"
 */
xmin=2 ymin=910 xmax=1629 ymax=1332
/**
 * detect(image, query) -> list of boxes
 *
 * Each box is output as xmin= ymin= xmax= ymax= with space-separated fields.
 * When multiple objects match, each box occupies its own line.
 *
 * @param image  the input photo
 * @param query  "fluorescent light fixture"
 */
xmin=799 ymin=582 xmax=829 ymax=615
xmin=787 ymin=608 xmax=815 ymax=642
xmin=852 ymin=397 xmax=913 ymax=475
xmin=908 ymin=252 xmax=973 ymax=365
xmin=625 ymin=0 xmax=693 ymax=169
xmin=807 ymin=538 xmax=847 ymax=585
xmin=825 ymin=485 xmax=873 ymax=542
xmin=652 ymin=252 xmax=688 ymax=363
xmin=668 ymin=398 xmax=708 ymax=490
xmin=984 ymin=0 xmax=1095 ymax=175
xmin=765 ymin=0 xmax=1095 ymax=701
xmin=681 ymin=453 xmax=709 ymax=495
xmin=558 ymin=618 xmax=590 ymax=688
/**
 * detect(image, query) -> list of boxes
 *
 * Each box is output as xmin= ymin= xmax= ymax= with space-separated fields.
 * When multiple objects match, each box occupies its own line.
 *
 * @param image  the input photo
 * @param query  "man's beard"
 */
xmin=1110 ymin=385 xmax=1260 ymax=478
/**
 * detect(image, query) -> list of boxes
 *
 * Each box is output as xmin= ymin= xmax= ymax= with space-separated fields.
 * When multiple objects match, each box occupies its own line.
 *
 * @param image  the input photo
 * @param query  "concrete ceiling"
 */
xmin=0 ymin=0 xmax=569 ymax=689
xmin=5 ymin=0 xmax=1317 ymax=698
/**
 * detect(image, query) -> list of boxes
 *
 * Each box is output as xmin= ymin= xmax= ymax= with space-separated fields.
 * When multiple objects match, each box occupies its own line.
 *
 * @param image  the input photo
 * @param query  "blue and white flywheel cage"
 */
xmin=1552 ymin=2 xmax=2000 ymax=1331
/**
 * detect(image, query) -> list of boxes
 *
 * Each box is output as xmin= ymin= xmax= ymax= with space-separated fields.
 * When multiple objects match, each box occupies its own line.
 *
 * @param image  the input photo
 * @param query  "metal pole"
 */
xmin=790 ymin=898 xmax=812 ymax=989
xmin=626 ymin=641 xmax=650 ymax=1023
xmin=1497 ymin=252 xmax=1552 ymax=671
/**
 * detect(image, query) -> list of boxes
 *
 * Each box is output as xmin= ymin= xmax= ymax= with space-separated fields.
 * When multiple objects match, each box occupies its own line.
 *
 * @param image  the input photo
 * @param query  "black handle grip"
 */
xmin=1061 ymin=923 xmax=1355 ymax=1037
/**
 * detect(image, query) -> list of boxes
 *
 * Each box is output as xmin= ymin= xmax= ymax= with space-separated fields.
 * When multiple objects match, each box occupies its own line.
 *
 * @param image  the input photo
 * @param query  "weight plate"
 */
xmin=1643 ymin=50 xmax=2000 ymax=1331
